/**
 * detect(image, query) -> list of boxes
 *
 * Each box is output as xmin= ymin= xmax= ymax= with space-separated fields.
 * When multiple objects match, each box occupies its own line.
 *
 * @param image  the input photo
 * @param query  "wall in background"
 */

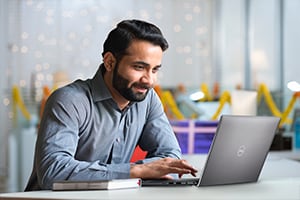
xmin=285 ymin=0 xmax=300 ymax=91
xmin=5 ymin=0 xmax=213 ymax=91
xmin=216 ymin=0 xmax=300 ymax=111
xmin=216 ymin=0 xmax=281 ymax=91
xmin=0 ymin=0 xmax=9 ymax=192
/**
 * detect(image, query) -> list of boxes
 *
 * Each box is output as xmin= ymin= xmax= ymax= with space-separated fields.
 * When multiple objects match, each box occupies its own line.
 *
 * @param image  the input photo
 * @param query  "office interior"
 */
xmin=0 ymin=0 xmax=300 ymax=193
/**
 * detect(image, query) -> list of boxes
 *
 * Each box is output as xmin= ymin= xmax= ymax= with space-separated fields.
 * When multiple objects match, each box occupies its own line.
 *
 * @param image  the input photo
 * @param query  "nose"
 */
xmin=141 ymin=70 xmax=156 ymax=86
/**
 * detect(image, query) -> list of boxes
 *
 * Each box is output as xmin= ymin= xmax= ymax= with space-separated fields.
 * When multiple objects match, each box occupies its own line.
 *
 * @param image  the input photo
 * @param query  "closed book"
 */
xmin=52 ymin=178 xmax=141 ymax=191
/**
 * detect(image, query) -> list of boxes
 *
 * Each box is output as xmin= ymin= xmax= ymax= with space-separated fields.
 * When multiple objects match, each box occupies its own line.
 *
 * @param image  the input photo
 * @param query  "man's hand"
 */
xmin=130 ymin=157 xmax=198 ymax=179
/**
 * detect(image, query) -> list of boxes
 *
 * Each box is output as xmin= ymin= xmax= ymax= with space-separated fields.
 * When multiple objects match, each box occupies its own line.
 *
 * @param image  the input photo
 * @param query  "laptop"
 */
xmin=141 ymin=115 xmax=280 ymax=187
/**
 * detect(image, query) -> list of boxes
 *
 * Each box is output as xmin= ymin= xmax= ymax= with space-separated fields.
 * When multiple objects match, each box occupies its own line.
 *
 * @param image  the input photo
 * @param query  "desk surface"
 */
xmin=0 ymin=178 xmax=300 ymax=200
xmin=1 ymin=152 xmax=300 ymax=200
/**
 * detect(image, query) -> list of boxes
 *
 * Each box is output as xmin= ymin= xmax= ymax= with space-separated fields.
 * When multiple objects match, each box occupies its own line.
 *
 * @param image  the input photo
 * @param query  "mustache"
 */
xmin=132 ymin=83 xmax=151 ymax=90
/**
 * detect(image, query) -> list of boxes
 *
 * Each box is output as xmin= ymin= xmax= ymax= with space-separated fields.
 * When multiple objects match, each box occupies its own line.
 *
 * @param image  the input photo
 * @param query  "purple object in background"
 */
xmin=170 ymin=120 xmax=218 ymax=154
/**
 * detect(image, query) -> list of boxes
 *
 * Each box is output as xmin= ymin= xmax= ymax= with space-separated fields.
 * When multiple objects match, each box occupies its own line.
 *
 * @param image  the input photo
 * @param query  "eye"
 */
xmin=133 ymin=65 xmax=145 ymax=71
xmin=152 ymin=66 xmax=161 ymax=73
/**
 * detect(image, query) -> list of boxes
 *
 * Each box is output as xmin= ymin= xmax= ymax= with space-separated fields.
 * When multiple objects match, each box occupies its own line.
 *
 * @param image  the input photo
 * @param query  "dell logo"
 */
xmin=237 ymin=145 xmax=246 ymax=157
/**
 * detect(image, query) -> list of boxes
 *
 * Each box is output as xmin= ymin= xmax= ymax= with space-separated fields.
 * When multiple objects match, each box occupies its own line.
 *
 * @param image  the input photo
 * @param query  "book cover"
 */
xmin=52 ymin=178 xmax=141 ymax=191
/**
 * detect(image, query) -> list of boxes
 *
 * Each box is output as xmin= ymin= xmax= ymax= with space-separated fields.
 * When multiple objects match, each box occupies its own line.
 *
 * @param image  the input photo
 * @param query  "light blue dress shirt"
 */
xmin=25 ymin=66 xmax=182 ymax=191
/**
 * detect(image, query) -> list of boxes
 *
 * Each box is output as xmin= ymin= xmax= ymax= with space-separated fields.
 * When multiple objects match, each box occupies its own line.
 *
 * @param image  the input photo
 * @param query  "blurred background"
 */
xmin=1 ymin=0 xmax=300 ymax=192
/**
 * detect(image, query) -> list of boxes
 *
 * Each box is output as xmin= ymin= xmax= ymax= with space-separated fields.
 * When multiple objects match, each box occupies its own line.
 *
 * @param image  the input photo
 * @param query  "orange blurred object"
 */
xmin=130 ymin=146 xmax=147 ymax=162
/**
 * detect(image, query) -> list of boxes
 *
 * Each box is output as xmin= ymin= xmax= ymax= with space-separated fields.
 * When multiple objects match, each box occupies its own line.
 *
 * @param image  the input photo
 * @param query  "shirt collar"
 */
xmin=90 ymin=65 xmax=112 ymax=102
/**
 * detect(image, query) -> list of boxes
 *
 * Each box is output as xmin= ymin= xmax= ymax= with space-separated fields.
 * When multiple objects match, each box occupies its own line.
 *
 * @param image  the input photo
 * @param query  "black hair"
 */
xmin=101 ymin=19 xmax=169 ymax=60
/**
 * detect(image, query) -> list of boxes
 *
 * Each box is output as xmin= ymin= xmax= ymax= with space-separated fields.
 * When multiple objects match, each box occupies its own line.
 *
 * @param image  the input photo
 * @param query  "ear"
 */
xmin=103 ymin=52 xmax=116 ymax=72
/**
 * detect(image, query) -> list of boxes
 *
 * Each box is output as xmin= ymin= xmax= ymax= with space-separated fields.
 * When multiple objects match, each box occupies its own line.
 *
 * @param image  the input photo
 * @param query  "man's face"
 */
xmin=112 ymin=40 xmax=163 ymax=102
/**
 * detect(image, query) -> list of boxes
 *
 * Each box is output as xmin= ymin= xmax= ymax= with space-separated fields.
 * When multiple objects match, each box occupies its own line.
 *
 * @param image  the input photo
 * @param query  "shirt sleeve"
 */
xmin=35 ymin=88 xmax=131 ymax=190
xmin=137 ymin=90 xmax=182 ymax=164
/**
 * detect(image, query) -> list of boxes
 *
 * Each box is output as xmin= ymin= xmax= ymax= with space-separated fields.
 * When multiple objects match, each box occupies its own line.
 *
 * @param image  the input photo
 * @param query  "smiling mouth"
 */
xmin=135 ymin=87 xmax=148 ymax=93
xmin=133 ymin=84 xmax=150 ymax=93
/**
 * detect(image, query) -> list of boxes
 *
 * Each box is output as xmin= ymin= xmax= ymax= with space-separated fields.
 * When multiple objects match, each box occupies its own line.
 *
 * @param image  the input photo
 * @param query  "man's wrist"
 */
xmin=130 ymin=163 xmax=142 ymax=178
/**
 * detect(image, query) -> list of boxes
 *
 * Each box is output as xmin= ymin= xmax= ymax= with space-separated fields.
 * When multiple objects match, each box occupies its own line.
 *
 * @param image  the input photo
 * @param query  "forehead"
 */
xmin=126 ymin=40 xmax=162 ymax=53
xmin=121 ymin=40 xmax=163 ymax=63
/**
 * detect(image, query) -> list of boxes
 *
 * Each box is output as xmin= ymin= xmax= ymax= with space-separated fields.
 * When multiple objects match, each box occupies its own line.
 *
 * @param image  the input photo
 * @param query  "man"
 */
xmin=25 ymin=19 xmax=197 ymax=191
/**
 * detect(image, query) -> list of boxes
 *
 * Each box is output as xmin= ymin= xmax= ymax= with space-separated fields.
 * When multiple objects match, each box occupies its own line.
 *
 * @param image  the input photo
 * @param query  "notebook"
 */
xmin=53 ymin=178 xmax=141 ymax=191
xmin=141 ymin=115 xmax=280 ymax=187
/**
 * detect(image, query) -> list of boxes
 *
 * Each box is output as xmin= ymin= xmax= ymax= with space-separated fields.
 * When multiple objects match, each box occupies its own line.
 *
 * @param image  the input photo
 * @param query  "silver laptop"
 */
xmin=142 ymin=115 xmax=280 ymax=187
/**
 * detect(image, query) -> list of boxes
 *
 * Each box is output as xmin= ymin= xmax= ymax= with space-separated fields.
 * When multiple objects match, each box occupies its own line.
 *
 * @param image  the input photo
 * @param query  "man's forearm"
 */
xmin=38 ymin=158 xmax=132 ymax=189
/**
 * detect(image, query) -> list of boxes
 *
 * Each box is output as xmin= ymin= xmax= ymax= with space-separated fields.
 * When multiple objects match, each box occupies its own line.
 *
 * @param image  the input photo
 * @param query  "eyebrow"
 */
xmin=132 ymin=61 xmax=162 ymax=69
xmin=132 ymin=61 xmax=150 ymax=66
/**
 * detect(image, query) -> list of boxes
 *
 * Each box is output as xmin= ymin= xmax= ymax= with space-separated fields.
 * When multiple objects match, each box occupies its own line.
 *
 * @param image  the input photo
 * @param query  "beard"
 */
xmin=112 ymin=64 xmax=151 ymax=102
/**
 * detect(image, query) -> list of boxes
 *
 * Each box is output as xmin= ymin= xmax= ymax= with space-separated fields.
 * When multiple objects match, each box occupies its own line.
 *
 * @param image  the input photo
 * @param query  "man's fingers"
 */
xmin=135 ymin=158 xmax=198 ymax=179
xmin=161 ymin=174 xmax=174 ymax=180
xmin=170 ymin=159 xmax=198 ymax=173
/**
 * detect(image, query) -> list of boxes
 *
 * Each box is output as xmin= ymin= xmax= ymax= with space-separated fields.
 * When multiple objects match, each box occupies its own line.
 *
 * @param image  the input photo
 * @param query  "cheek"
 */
xmin=116 ymin=66 xmax=136 ymax=82
xmin=123 ymin=73 xmax=142 ymax=86
xmin=127 ymin=73 xmax=141 ymax=82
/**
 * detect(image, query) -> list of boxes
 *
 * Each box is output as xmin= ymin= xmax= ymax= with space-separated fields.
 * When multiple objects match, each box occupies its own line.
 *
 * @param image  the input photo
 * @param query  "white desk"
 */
xmin=1 ymin=153 xmax=300 ymax=200
xmin=269 ymin=149 xmax=300 ymax=161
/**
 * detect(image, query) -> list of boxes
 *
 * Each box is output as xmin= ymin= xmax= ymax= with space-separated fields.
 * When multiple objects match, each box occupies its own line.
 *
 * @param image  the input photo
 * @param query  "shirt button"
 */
xmin=116 ymin=137 xmax=121 ymax=143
